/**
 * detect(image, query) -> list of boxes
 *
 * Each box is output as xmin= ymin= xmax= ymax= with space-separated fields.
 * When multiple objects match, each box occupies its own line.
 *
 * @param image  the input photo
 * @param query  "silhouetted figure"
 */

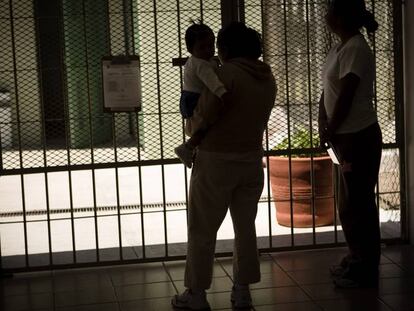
xmin=318 ymin=0 xmax=382 ymax=288
xmin=172 ymin=22 xmax=276 ymax=310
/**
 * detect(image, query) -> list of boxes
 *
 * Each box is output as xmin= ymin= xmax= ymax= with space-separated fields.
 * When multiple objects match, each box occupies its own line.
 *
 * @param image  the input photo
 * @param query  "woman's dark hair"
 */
xmin=329 ymin=0 xmax=378 ymax=33
xmin=185 ymin=21 xmax=214 ymax=53
xmin=217 ymin=22 xmax=262 ymax=59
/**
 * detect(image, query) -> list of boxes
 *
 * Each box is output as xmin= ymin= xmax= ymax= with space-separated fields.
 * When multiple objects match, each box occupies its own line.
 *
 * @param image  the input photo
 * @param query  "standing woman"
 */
xmin=318 ymin=0 xmax=382 ymax=288
xmin=172 ymin=22 xmax=276 ymax=310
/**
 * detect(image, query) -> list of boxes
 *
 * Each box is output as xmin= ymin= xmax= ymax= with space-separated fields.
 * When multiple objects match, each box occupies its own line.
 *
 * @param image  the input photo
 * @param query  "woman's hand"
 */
xmin=319 ymin=125 xmax=333 ymax=148
xmin=318 ymin=92 xmax=329 ymax=147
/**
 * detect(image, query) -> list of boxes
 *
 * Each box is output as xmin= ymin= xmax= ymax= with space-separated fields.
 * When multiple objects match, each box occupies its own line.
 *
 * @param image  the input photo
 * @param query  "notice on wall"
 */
xmin=102 ymin=55 xmax=141 ymax=112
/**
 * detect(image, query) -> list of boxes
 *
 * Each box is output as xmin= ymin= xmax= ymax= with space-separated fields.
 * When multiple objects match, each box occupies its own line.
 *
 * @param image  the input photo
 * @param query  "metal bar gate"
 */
xmin=0 ymin=0 xmax=406 ymax=273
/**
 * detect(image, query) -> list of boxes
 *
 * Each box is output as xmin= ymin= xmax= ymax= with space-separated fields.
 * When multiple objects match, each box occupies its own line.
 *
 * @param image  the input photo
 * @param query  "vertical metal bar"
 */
xmin=238 ymin=0 xmax=245 ymax=23
xmin=392 ymin=0 xmax=407 ymax=240
xmin=221 ymin=0 xmax=238 ymax=27
xmin=67 ymin=171 xmax=76 ymax=263
xmin=160 ymin=143 xmax=168 ymax=257
xmin=8 ymin=0 xmax=29 ymax=268
xmin=176 ymin=0 xmax=190 ymax=225
xmin=221 ymin=0 xmax=244 ymax=25
xmin=33 ymin=2 xmax=54 ymax=266
xmin=136 ymin=118 xmax=146 ymax=259
xmin=59 ymin=0 xmax=77 ymax=264
xmin=282 ymin=0 xmax=295 ymax=245
xmin=19 ymin=173 xmax=28 ymax=267
xmin=0 ymin=121 xmax=3 ymax=171
xmin=80 ymin=0 xmax=100 ymax=262
xmin=106 ymin=0 xmax=124 ymax=261
xmin=152 ymin=0 xmax=169 ymax=257
xmin=260 ymin=0 xmax=273 ymax=249
xmin=42 ymin=171 xmax=53 ymax=265
xmin=333 ymin=166 xmax=338 ymax=244
xmin=324 ymin=0 xmax=339 ymax=245
xmin=122 ymin=0 xmax=132 ymax=55
xmin=371 ymin=0 xmax=378 ymax=114
xmin=129 ymin=0 xmax=146 ymax=260
xmin=370 ymin=0 xmax=382 ymax=221
xmin=112 ymin=116 xmax=123 ymax=260
xmin=305 ymin=0 xmax=317 ymax=245
xmin=265 ymin=131 xmax=273 ymax=248
xmin=199 ymin=0 xmax=204 ymax=23
xmin=0 ymin=233 xmax=3 ymax=273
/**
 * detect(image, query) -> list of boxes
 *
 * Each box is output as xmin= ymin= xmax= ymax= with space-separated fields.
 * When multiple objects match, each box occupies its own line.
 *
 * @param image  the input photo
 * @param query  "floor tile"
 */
xmin=380 ymin=293 xmax=414 ymax=311
xmin=2 ymin=246 xmax=414 ymax=311
xmin=206 ymin=291 xmax=233 ymax=310
xmin=285 ymin=262 xmax=404 ymax=287
xmin=316 ymin=297 xmax=392 ymax=311
xmin=379 ymin=254 xmax=393 ymax=265
xmin=254 ymin=302 xmax=322 ymax=311
xmin=108 ymin=262 xmax=170 ymax=286
xmin=250 ymin=270 xmax=296 ymax=289
xmin=251 ymin=287 xmax=310 ymax=306
xmin=164 ymin=260 xmax=226 ymax=281
xmin=301 ymin=283 xmax=379 ymax=300
xmin=273 ymin=249 xmax=392 ymax=273
xmin=120 ymin=297 xmax=173 ymax=311
xmin=378 ymin=277 xmax=414 ymax=295
xmin=54 ymin=287 xmax=117 ymax=307
xmin=379 ymin=264 xmax=406 ymax=278
xmin=218 ymin=254 xmax=282 ymax=277
xmin=287 ymin=269 xmax=332 ymax=285
xmin=115 ymin=281 xmax=176 ymax=301
xmin=398 ymin=262 xmax=414 ymax=276
xmin=2 ymin=292 xmax=54 ymax=311
xmin=174 ymin=276 xmax=233 ymax=293
xmin=56 ymin=302 xmax=120 ymax=311
xmin=258 ymin=254 xmax=286 ymax=274
xmin=272 ymin=249 xmax=348 ymax=272
xmin=1 ymin=274 xmax=54 ymax=296
xmin=52 ymin=269 xmax=113 ymax=292
xmin=382 ymin=245 xmax=414 ymax=265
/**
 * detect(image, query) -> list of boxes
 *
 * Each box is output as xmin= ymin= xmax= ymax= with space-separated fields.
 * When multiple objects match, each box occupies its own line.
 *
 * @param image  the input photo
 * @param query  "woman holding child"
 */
xmin=172 ymin=22 xmax=276 ymax=310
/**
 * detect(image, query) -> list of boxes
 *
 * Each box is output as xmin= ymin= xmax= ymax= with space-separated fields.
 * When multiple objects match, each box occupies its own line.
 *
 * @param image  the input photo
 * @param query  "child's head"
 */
xmin=185 ymin=22 xmax=215 ymax=60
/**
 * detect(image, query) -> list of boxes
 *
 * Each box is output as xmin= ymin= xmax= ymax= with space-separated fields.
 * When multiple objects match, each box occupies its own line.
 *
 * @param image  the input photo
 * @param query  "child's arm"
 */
xmin=185 ymin=86 xmax=222 ymax=137
xmin=195 ymin=60 xmax=227 ymax=99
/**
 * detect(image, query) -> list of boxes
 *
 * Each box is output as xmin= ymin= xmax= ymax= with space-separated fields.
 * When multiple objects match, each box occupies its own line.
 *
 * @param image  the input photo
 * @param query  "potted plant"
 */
xmin=267 ymin=128 xmax=334 ymax=227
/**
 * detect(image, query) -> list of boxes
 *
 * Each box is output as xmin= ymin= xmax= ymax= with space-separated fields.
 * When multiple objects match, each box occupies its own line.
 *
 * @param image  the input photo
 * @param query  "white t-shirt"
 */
xmin=183 ymin=56 xmax=226 ymax=98
xmin=322 ymin=34 xmax=377 ymax=134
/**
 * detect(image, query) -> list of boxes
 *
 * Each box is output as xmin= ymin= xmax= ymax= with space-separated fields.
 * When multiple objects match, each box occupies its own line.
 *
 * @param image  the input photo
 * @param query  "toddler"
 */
xmin=174 ymin=22 xmax=227 ymax=168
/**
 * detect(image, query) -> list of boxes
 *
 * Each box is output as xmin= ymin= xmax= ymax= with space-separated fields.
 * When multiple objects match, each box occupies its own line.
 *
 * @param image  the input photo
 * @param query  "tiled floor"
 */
xmin=1 ymin=245 xmax=414 ymax=311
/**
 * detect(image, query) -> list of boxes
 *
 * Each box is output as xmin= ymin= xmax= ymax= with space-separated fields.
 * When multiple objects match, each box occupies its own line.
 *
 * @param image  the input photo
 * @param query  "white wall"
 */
xmin=404 ymin=0 xmax=414 ymax=244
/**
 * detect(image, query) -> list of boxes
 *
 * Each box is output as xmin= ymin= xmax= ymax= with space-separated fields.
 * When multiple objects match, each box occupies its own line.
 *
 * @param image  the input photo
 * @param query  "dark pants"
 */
xmin=332 ymin=122 xmax=382 ymax=268
xmin=180 ymin=90 xmax=200 ymax=118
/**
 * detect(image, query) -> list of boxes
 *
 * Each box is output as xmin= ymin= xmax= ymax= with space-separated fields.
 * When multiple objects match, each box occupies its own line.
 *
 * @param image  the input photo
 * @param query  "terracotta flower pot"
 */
xmin=268 ymin=156 xmax=334 ymax=227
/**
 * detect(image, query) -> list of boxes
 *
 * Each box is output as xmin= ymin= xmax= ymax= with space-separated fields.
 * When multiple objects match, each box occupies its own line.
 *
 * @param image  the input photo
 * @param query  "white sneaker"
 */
xmin=174 ymin=143 xmax=194 ymax=168
xmin=231 ymin=285 xmax=252 ymax=309
xmin=172 ymin=289 xmax=210 ymax=310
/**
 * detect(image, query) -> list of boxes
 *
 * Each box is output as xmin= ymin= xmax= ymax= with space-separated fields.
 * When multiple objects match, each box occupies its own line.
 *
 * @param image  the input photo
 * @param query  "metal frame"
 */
xmin=0 ymin=0 xmax=407 ymax=274
xmin=393 ymin=0 xmax=407 ymax=241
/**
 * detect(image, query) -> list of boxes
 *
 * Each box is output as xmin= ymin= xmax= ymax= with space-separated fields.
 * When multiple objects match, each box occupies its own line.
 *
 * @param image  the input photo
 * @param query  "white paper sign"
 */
xmin=102 ymin=57 xmax=141 ymax=112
